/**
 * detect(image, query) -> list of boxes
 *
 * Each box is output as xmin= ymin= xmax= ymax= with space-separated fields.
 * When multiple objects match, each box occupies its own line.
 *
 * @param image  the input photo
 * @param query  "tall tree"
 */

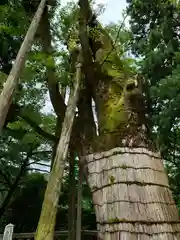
xmin=3 ymin=0 xmax=180 ymax=239
xmin=76 ymin=0 xmax=180 ymax=238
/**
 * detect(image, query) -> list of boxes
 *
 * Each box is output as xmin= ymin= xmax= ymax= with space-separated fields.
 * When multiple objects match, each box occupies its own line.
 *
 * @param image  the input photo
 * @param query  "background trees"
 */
xmin=127 ymin=0 xmax=180 ymax=211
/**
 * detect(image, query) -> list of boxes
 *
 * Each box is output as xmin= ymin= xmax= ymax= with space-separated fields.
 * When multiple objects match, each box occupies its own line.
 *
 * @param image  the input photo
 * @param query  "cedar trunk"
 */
xmin=78 ymin=0 xmax=180 ymax=238
xmin=84 ymin=147 xmax=180 ymax=239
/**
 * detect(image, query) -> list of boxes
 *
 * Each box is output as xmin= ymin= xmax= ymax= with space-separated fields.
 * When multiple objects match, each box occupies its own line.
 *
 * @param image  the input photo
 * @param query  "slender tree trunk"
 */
xmin=0 ymin=0 xmax=47 ymax=130
xmin=50 ymin=117 xmax=61 ymax=170
xmin=83 ymin=147 xmax=180 ymax=239
xmin=35 ymin=61 xmax=82 ymax=240
xmin=51 ymin=88 xmax=66 ymax=170
xmin=68 ymin=152 xmax=76 ymax=240
xmin=76 ymin=161 xmax=83 ymax=240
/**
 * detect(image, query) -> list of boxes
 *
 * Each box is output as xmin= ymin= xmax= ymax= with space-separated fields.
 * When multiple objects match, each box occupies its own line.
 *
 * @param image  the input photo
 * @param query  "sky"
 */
xmin=97 ymin=0 xmax=127 ymax=25
xmin=60 ymin=0 xmax=127 ymax=23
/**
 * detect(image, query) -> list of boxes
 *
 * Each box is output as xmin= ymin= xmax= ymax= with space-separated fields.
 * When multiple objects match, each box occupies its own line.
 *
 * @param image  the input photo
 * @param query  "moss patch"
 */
xmin=109 ymin=175 xmax=115 ymax=184
xmin=108 ymin=217 xmax=128 ymax=224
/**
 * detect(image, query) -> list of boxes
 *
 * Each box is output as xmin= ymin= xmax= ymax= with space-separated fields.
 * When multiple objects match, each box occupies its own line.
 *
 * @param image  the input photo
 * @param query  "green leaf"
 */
xmin=21 ymin=108 xmax=42 ymax=125
xmin=22 ymin=132 xmax=37 ymax=145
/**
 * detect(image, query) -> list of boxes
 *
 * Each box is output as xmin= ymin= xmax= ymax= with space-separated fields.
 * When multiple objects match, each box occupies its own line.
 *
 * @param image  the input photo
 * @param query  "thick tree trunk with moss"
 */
xmin=78 ymin=0 xmax=180 ymax=238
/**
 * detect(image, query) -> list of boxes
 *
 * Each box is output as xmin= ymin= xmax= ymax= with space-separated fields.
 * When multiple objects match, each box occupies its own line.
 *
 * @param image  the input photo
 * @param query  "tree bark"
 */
xmin=39 ymin=7 xmax=66 ymax=121
xmin=0 ymin=0 xmax=47 ymax=130
xmin=78 ymin=0 xmax=180 ymax=239
xmin=83 ymin=147 xmax=180 ymax=239
xmin=35 ymin=60 xmax=82 ymax=240
xmin=76 ymin=161 xmax=83 ymax=240
xmin=68 ymin=152 xmax=76 ymax=240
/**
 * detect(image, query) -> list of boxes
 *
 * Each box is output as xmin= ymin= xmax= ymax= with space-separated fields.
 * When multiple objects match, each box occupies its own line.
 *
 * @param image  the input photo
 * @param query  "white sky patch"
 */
xmin=98 ymin=0 xmax=127 ymax=25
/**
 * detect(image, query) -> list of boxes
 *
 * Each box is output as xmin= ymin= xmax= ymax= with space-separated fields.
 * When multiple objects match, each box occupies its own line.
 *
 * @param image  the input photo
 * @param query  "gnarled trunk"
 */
xmin=84 ymin=147 xmax=180 ymax=239
xmin=77 ymin=1 xmax=180 ymax=237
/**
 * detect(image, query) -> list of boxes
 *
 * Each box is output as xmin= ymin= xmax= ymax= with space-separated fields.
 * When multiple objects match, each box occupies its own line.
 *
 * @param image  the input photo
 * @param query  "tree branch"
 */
xmin=78 ymin=0 xmax=92 ymax=22
xmin=78 ymin=0 xmax=116 ymax=65
xmin=32 ymin=150 xmax=52 ymax=155
xmin=4 ymin=102 xmax=57 ymax=142
xmin=21 ymin=114 xmax=57 ymax=142
xmin=39 ymin=7 xmax=66 ymax=121
xmin=78 ymin=6 xmax=94 ymax=68
xmin=28 ymin=167 xmax=50 ymax=173
xmin=0 ymin=169 xmax=12 ymax=188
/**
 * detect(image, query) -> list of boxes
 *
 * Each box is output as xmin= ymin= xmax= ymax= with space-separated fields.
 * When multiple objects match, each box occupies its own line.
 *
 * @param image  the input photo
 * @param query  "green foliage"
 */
xmin=127 ymin=0 xmax=180 ymax=211
xmin=21 ymin=108 xmax=42 ymax=125
xmin=4 ymin=0 xmax=180 ymax=232
xmin=1 ymin=173 xmax=47 ymax=232
xmin=127 ymin=0 xmax=180 ymax=82
xmin=0 ymin=1 xmax=28 ymax=74
xmin=1 ymin=168 xmax=96 ymax=232
xmin=127 ymin=0 xmax=180 ymax=149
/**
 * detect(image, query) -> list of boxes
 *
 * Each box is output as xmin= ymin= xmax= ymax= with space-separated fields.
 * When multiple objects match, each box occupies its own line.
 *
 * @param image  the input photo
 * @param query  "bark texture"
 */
xmin=84 ymin=147 xmax=180 ymax=239
xmin=77 ymin=1 xmax=180 ymax=238
xmin=76 ymin=162 xmax=83 ymax=240
xmin=68 ymin=152 xmax=76 ymax=240
xmin=0 ymin=0 xmax=47 ymax=130
xmin=77 ymin=0 xmax=180 ymax=237
xmin=35 ymin=61 xmax=81 ymax=240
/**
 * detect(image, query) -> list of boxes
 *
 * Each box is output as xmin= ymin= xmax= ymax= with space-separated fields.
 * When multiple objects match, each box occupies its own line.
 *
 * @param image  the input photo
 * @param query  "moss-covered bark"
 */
xmin=79 ymin=0 xmax=150 ymax=152
xmin=79 ymin=1 xmax=180 ymax=239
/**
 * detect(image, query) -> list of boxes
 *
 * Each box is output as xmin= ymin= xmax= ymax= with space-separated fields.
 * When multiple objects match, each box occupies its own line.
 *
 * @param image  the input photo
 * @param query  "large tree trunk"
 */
xmin=78 ymin=0 xmax=180 ymax=239
xmin=83 ymin=147 xmax=180 ymax=239
xmin=0 ymin=0 xmax=47 ymax=130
